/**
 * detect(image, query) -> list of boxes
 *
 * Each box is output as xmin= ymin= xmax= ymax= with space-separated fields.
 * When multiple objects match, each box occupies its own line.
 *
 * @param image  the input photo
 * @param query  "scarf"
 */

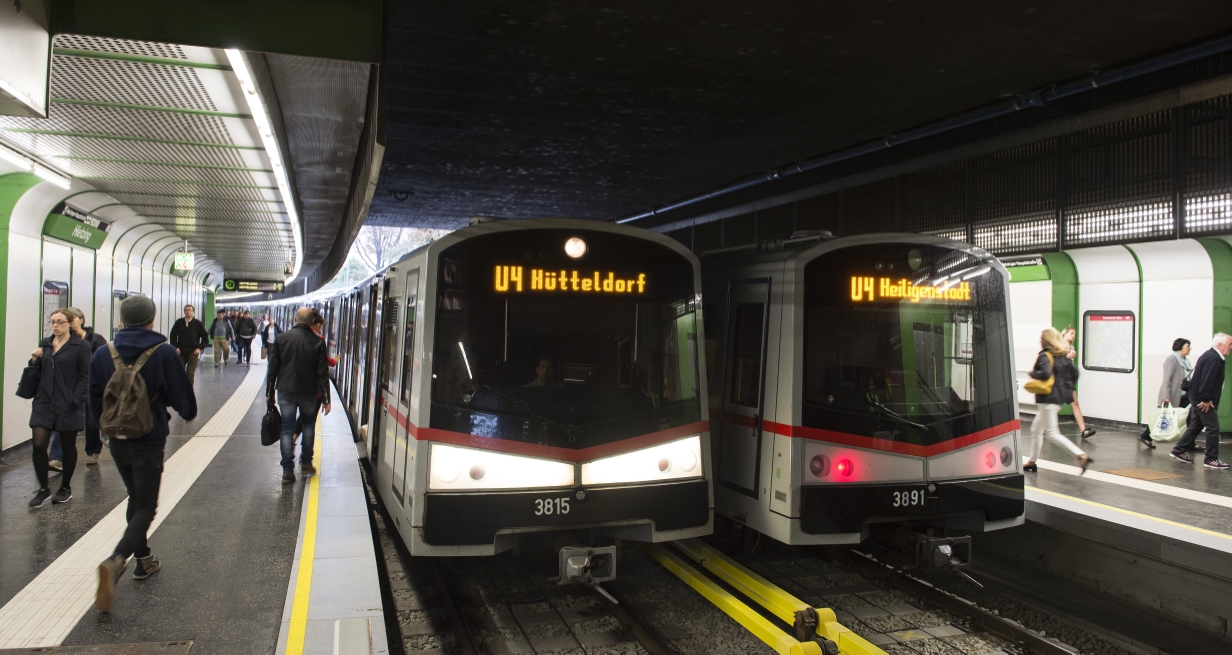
xmin=1173 ymin=351 xmax=1193 ymax=378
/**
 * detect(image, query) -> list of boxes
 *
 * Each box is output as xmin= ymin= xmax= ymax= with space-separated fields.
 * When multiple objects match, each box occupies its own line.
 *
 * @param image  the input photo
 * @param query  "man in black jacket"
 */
xmin=267 ymin=307 xmax=332 ymax=484
xmin=89 ymin=295 xmax=197 ymax=611
xmin=1171 ymin=333 xmax=1232 ymax=469
xmin=168 ymin=304 xmax=209 ymax=385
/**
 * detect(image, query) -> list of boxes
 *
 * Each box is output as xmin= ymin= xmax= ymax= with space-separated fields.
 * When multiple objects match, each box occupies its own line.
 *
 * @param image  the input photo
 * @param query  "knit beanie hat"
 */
xmin=120 ymin=294 xmax=156 ymax=327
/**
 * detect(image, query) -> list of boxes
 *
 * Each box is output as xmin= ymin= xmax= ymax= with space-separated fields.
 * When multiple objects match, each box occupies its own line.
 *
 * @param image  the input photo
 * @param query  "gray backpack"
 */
xmin=100 ymin=344 xmax=160 ymax=439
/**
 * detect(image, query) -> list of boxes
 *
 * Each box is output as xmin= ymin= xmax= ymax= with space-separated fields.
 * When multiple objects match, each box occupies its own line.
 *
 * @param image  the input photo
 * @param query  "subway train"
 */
xmin=1004 ymin=237 xmax=1232 ymax=430
xmin=701 ymin=233 xmax=1025 ymax=549
xmin=271 ymin=219 xmax=713 ymax=559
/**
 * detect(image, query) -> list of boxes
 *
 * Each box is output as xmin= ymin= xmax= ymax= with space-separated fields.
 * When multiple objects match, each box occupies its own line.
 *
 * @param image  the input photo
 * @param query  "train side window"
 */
xmin=729 ymin=302 xmax=764 ymax=408
xmin=400 ymin=269 xmax=420 ymax=405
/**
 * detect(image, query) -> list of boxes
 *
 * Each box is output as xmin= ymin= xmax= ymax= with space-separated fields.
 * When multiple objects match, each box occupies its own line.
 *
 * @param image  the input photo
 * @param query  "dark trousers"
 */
xmin=1173 ymin=404 xmax=1220 ymax=462
xmin=110 ymin=440 xmax=165 ymax=560
xmin=236 ymin=337 xmax=253 ymax=363
xmin=278 ymin=391 xmax=319 ymax=472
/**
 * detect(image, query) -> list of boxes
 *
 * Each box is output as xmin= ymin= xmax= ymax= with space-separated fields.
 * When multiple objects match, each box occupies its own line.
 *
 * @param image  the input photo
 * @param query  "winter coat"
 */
xmin=266 ymin=324 xmax=331 ymax=403
xmin=81 ymin=327 xmax=108 ymax=428
xmin=169 ymin=317 xmax=210 ymax=353
xmin=29 ymin=334 xmax=91 ymax=431
xmin=88 ymin=327 xmax=198 ymax=445
xmin=1188 ymin=348 xmax=1226 ymax=408
xmin=234 ymin=317 xmax=258 ymax=339
xmin=1157 ymin=352 xmax=1191 ymax=408
xmin=209 ymin=318 xmax=235 ymax=340
xmin=1029 ymin=349 xmax=1071 ymax=405
xmin=260 ymin=321 xmax=280 ymax=348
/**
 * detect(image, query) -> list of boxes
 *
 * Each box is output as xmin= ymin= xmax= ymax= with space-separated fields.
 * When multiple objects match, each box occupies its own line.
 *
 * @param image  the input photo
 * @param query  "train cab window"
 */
xmin=429 ymin=229 xmax=701 ymax=450
xmin=802 ymin=243 xmax=1014 ymax=447
xmin=728 ymin=303 xmax=764 ymax=408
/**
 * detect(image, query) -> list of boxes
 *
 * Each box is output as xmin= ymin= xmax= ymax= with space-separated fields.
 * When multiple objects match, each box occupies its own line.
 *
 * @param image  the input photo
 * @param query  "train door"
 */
xmin=351 ymin=290 xmax=367 ymax=417
xmin=389 ymin=268 xmax=420 ymax=503
xmin=373 ymin=276 xmax=399 ymax=471
xmin=362 ymin=282 xmax=383 ymax=433
xmin=715 ymin=279 xmax=772 ymax=499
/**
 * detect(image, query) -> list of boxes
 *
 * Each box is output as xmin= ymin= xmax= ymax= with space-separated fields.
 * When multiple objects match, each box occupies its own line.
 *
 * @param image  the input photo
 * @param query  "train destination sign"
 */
xmin=850 ymin=276 xmax=971 ymax=303
xmin=494 ymin=266 xmax=647 ymax=294
xmin=222 ymin=279 xmax=284 ymax=293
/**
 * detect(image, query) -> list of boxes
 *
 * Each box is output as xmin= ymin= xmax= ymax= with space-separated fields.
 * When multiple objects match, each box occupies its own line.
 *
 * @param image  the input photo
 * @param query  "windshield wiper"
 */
xmin=476 ymin=385 xmax=581 ymax=441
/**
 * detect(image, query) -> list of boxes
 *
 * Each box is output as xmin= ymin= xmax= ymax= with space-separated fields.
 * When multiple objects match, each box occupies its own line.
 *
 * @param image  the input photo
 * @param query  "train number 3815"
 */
xmin=534 ymin=497 xmax=571 ymax=516
xmin=891 ymin=490 xmax=925 ymax=507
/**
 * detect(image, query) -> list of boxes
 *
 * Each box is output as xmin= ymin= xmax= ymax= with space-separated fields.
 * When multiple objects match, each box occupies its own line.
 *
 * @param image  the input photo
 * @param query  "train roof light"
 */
xmin=565 ymin=237 xmax=587 ymax=259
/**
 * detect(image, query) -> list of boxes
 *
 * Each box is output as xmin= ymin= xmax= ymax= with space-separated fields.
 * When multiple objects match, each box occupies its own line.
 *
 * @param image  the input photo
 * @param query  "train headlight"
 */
xmin=564 ymin=237 xmax=587 ymax=259
xmin=428 ymin=444 xmax=574 ymax=490
xmin=581 ymin=436 xmax=703 ymax=486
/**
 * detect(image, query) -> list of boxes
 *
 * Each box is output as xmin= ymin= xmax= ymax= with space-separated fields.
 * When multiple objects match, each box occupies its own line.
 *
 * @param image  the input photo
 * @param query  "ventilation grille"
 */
xmin=796 ymin=192 xmax=841 ymax=233
xmin=757 ymin=204 xmax=794 ymax=240
xmin=51 ymin=56 xmax=218 ymax=113
xmin=55 ymin=34 xmax=188 ymax=60
xmin=723 ymin=213 xmax=755 ymax=247
xmin=973 ymin=212 xmax=1057 ymax=254
xmin=844 ymin=180 xmax=895 ymax=234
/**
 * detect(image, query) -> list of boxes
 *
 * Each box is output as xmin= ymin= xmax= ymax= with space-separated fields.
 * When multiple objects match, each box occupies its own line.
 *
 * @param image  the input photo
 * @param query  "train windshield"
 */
xmin=802 ymin=242 xmax=1015 ymax=447
xmin=430 ymin=229 xmax=702 ymax=450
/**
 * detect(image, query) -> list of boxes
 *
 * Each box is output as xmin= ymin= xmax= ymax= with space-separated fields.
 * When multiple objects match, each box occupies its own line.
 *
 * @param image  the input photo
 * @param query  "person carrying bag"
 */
xmin=1023 ymin=327 xmax=1092 ymax=474
xmin=26 ymin=309 xmax=92 ymax=508
xmin=1141 ymin=338 xmax=1192 ymax=448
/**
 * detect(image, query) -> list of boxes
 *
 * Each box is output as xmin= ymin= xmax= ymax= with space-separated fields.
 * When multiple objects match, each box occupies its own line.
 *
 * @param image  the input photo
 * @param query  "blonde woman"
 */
xmin=1059 ymin=326 xmax=1096 ymax=439
xmin=1024 ymin=327 xmax=1092 ymax=474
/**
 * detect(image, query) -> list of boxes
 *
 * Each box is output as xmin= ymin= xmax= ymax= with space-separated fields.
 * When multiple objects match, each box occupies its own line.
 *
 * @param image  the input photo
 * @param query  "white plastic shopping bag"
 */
xmin=1149 ymin=403 xmax=1188 ymax=442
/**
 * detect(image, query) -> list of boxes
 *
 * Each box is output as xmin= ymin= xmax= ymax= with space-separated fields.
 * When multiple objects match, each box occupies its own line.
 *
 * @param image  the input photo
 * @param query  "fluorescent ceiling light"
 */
xmin=33 ymin=163 xmax=71 ymax=189
xmin=225 ymin=49 xmax=304 ymax=286
xmin=0 ymin=142 xmax=33 ymax=172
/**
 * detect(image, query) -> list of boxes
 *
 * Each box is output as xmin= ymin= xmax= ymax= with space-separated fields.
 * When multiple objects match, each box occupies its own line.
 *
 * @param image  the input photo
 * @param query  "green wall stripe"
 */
xmin=0 ymin=173 xmax=46 ymax=450
xmin=1125 ymin=246 xmax=1145 ymax=424
xmin=1198 ymin=238 xmax=1232 ymax=429
xmin=50 ymin=98 xmax=251 ymax=119
xmin=52 ymin=155 xmax=272 ymax=174
xmin=52 ymin=48 xmax=233 ymax=70
xmin=1041 ymin=251 xmax=1079 ymax=416
xmin=0 ymin=128 xmax=264 ymax=151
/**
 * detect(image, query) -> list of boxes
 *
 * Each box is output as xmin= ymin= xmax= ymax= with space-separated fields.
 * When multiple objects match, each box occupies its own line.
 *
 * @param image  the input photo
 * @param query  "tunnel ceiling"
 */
xmin=370 ymin=0 xmax=1232 ymax=229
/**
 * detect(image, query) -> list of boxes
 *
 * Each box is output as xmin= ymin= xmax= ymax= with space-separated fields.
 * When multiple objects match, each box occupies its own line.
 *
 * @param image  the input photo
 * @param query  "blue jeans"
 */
xmin=278 ymin=391 xmax=319 ymax=472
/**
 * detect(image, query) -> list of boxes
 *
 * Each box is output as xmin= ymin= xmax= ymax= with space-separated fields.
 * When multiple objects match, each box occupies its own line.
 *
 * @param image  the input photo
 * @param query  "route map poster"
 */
xmin=1083 ymin=312 xmax=1135 ymax=372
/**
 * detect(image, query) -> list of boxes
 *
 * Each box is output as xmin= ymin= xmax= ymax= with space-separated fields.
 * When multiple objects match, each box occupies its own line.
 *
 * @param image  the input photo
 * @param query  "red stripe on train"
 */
xmin=380 ymin=398 xmax=707 ymax=462
xmin=708 ymin=408 xmax=1019 ymax=457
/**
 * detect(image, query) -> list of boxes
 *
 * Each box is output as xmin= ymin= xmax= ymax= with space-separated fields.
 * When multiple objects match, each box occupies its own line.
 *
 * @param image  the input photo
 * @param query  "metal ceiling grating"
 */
xmin=91 ymin=179 xmax=279 ymax=202
xmin=0 ymin=132 xmax=252 ymax=169
xmin=0 ymin=102 xmax=237 ymax=146
xmin=62 ymin=160 xmax=271 ymax=188
xmin=50 ymin=55 xmax=219 ymax=113
xmin=54 ymin=35 xmax=189 ymax=60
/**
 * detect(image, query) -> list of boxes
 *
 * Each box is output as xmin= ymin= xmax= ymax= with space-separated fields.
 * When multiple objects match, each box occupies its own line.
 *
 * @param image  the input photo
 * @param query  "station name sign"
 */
xmin=494 ymin=266 xmax=647 ymax=294
xmin=223 ymin=279 xmax=284 ymax=293
xmin=851 ymin=276 xmax=971 ymax=303
xmin=54 ymin=202 xmax=111 ymax=232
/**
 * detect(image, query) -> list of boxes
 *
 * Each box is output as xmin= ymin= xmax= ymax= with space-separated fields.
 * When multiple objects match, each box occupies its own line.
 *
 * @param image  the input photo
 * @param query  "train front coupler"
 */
xmin=556 ymin=545 xmax=619 ymax=602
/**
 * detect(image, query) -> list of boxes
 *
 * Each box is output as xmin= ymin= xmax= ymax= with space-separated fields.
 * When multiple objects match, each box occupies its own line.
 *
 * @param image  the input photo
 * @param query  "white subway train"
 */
xmin=274 ymin=219 xmax=714 ymax=558
xmin=701 ymin=233 xmax=1025 ymax=546
xmin=1004 ymin=237 xmax=1232 ymax=429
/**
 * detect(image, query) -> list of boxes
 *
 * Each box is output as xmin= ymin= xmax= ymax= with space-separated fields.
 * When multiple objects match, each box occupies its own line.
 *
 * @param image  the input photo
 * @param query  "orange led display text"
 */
xmin=495 ymin=266 xmax=647 ymax=294
xmin=850 ymin=276 xmax=971 ymax=303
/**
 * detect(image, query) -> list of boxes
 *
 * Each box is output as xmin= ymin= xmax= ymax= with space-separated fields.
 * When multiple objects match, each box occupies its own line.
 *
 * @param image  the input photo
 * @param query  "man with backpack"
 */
xmin=87 ymin=295 xmax=197 ymax=611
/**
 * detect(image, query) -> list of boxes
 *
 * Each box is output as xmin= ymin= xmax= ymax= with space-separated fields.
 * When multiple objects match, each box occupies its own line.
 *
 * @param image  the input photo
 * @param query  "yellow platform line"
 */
xmin=285 ymin=413 xmax=325 ymax=654
xmin=670 ymin=539 xmax=885 ymax=655
xmin=1028 ymin=486 xmax=1232 ymax=542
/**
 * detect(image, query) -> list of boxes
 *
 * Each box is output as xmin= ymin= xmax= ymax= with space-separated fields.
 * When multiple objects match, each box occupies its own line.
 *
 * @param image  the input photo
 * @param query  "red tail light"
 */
xmin=836 ymin=459 xmax=854 ymax=477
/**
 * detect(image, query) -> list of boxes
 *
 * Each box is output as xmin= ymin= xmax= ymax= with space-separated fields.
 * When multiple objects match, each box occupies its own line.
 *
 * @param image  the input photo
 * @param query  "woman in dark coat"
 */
xmin=27 ymin=308 xmax=91 ymax=508
xmin=1023 ymin=327 xmax=1092 ymax=474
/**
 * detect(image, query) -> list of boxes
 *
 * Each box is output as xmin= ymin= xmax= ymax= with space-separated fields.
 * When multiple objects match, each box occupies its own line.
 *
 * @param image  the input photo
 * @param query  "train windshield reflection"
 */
xmin=430 ymin=230 xmax=702 ymax=449
xmin=802 ymin=243 xmax=1016 ymax=446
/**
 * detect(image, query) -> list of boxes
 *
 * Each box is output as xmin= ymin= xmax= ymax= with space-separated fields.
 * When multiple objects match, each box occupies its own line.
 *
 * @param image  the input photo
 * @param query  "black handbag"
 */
xmin=261 ymin=402 xmax=282 ymax=446
xmin=15 ymin=363 xmax=39 ymax=399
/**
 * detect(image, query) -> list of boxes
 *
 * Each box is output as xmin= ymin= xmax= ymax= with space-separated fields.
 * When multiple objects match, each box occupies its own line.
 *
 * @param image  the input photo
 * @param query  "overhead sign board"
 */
xmin=223 ymin=279 xmax=284 ymax=293
xmin=43 ymin=212 xmax=107 ymax=249
xmin=173 ymin=251 xmax=194 ymax=271
xmin=53 ymin=202 xmax=111 ymax=232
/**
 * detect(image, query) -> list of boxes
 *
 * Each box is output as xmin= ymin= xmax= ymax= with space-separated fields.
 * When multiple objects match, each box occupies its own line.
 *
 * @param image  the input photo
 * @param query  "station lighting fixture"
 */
xmin=225 ymin=49 xmax=304 ymax=286
xmin=0 ymin=141 xmax=71 ymax=188
xmin=580 ymin=436 xmax=703 ymax=486
xmin=429 ymin=443 xmax=575 ymax=490
xmin=564 ymin=237 xmax=588 ymax=259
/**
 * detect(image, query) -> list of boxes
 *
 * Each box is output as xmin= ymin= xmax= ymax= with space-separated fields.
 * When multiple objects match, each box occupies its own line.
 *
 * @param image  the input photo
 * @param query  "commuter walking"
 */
xmin=209 ymin=310 xmax=234 ymax=367
xmin=1059 ymin=326 xmax=1096 ymax=440
xmin=1141 ymin=338 xmax=1192 ymax=449
xmin=266 ymin=307 xmax=332 ymax=484
xmin=68 ymin=307 xmax=108 ymax=465
xmin=26 ymin=308 xmax=92 ymax=507
xmin=1170 ymin=333 xmax=1231 ymax=469
xmin=1024 ymin=328 xmax=1092 ymax=474
xmin=91 ymin=295 xmax=197 ymax=611
xmin=260 ymin=315 xmax=281 ymax=360
xmin=234 ymin=310 xmax=258 ymax=366
xmin=169 ymin=304 xmax=209 ymax=385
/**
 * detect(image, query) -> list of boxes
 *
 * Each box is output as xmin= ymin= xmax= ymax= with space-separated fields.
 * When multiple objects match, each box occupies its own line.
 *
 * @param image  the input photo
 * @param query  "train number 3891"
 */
xmin=891 ymin=490 xmax=925 ymax=508
xmin=534 ymin=497 xmax=571 ymax=516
